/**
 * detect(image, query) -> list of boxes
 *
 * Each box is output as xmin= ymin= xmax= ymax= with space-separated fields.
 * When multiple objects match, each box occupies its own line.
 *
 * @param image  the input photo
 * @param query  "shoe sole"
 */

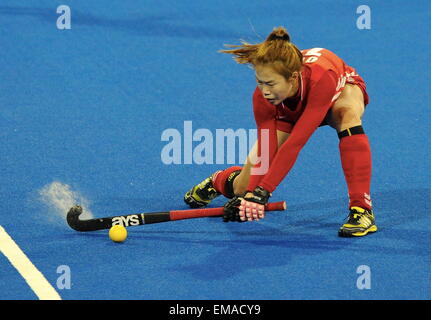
xmin=339 ymin=225 xmax=378 ymax=237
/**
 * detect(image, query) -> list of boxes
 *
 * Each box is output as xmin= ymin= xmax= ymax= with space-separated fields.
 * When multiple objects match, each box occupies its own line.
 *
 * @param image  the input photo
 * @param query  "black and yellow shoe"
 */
xmin=338 ymin=206 xmax=377 ymax=237
xmin=184 ymin=174 xmax=221 ymax=208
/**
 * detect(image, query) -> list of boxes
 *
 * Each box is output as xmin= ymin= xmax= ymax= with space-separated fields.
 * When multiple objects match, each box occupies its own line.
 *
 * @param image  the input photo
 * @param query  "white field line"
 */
xmin=0 ymin=226 xmax=61 ymax=300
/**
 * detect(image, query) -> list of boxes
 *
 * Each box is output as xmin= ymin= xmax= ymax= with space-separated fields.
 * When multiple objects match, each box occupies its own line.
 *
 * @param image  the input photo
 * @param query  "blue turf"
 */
xmin=1 ymin=0 xmax=430 ymax=300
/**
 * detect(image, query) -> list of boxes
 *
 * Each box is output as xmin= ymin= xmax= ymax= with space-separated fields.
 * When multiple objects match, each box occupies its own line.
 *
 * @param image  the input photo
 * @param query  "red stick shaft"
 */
xmin=170 ymin=201 xmax=286 ymax=221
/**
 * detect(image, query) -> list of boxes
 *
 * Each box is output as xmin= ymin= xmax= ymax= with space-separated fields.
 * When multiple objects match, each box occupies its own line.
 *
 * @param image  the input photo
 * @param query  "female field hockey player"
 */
xmin=184 ymin=27 xmax=377 ymax=237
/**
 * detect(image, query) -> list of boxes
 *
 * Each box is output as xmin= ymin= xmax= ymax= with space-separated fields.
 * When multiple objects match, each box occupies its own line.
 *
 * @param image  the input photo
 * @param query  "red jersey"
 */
xmin=248 ymin=48 xmax=369 ymax=193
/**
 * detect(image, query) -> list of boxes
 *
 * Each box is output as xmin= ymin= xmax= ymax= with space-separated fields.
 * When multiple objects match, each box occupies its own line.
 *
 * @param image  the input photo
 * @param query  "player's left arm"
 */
xmin=240 ymin=70 xmax=339 ymax=221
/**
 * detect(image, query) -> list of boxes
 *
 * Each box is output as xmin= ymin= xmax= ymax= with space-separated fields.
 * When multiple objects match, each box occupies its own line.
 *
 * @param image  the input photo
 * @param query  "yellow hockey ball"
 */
xmin=109 ymin=225 xmax=128 ymax=243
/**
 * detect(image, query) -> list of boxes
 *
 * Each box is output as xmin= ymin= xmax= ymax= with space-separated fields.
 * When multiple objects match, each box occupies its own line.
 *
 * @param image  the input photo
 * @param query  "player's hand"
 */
xmin=239 ymin=186 xmax=271 ymax=221
xmin=223 ymin=196 xmax=243 ymax=222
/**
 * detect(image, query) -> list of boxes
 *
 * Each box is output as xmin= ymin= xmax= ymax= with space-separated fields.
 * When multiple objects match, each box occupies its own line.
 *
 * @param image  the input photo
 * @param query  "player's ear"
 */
xmin=290 ymin=71 xmax=299 ymax=80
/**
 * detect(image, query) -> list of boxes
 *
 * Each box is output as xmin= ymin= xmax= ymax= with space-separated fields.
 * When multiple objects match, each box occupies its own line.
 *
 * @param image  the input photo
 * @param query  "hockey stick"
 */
xmin=66 ymin=201 xmax=287 ymax=232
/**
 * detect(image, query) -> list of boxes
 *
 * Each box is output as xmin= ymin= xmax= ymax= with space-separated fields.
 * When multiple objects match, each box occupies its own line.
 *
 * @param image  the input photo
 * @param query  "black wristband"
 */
xmin=244 ymin=186 xmax=271 ymax=205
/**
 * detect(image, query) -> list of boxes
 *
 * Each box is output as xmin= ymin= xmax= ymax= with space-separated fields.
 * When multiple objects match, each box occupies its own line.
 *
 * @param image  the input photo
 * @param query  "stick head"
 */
xmin=68 ymin=205 xmax=83 ymax=216
xmin=66 ymin=205 xmax=84 ymax=231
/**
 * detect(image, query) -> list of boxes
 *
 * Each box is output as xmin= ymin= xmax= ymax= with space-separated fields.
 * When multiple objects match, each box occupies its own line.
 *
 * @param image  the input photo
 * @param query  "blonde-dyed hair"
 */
xmin=220 ymin=27 xmax=303 ymax=79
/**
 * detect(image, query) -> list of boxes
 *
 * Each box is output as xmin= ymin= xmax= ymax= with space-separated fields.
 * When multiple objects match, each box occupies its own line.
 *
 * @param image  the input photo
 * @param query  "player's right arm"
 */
xmin=233 ymin=130 xmax=289 ymax=195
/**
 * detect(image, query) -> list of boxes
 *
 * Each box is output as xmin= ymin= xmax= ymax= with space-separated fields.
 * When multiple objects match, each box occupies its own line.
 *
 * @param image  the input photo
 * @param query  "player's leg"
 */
xmin=327 ymin=83 xmax=377 ymax=237
xmin=184 ymin=130 xmax=289 ymax=208
xmin=183 ymin=163 xmax=245 ymax=208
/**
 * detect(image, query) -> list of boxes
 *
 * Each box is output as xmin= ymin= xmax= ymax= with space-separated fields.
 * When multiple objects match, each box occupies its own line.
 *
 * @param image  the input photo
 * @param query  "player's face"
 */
xmin=255 ymin=64 xmax=299 ymax=105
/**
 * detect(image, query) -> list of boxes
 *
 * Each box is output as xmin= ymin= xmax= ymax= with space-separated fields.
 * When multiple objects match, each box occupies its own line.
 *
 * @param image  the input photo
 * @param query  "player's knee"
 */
xmin=333 ymin=105 xmax=359 ymax=122
xmin=330 ymin=106 xmax=362 ymax=131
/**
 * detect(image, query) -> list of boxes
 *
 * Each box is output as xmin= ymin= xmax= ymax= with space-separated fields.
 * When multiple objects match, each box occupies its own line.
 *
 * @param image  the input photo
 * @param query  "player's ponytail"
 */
xmin=266 ymin=27 xmax=291 ymax=42
xmin=220 ymin=26 xmax=303 ymax=79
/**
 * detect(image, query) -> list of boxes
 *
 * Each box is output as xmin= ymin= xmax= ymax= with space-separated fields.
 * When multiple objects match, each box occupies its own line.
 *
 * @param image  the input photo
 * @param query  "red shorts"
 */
xmin=347 ymin=71 xmax=369 ymax=106
xmin=276 ymin=72 xmax=369 ymax=134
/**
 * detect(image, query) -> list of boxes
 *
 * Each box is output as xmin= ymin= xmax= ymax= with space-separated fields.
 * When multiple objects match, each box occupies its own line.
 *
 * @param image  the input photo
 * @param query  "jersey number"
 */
xmin=303 ymin=48 xmax=323 ymax=63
